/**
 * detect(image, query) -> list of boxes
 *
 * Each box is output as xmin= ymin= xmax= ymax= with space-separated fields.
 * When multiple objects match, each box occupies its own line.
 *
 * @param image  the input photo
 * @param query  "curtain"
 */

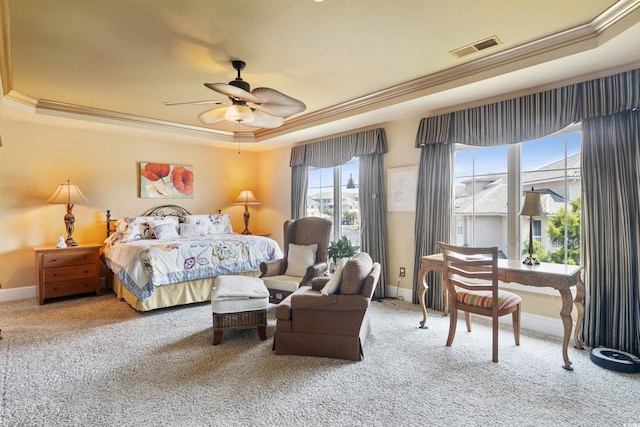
xmin=582 ymin=109 xmax=640 ymax=355
xmin=412 ymin=68 xmax=640 ymax=354
xmin=290 ymin=146 xmax=307 ymax=219
xmin=289 ymin=128 xmax=389 ymax=297
xmin=359 ymin=151 xmax=388 ymax=298
xmin=411 ymin=142 xmax=453 ymax=308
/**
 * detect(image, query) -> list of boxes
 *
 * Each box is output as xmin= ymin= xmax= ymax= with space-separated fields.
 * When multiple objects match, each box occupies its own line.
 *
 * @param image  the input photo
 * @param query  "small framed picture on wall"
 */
xmin=387 ymin=165 xmax=417 ymax=212
xmin=139 ymin=162 xmax=194 ymax=199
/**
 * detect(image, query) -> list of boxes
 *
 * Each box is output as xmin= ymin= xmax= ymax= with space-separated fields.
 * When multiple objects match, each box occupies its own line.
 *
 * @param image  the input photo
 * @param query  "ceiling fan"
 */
xmin=164 ymin=60 xmax=306 ymax=129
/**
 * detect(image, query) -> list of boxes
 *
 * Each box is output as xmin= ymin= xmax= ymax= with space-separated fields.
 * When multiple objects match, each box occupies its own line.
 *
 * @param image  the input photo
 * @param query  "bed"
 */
xmin=102 ymin=205 xmax=283 ymax=311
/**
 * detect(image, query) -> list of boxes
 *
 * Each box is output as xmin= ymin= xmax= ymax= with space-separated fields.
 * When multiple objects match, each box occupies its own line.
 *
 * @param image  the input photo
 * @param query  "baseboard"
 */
xmin=0 ymin=278 xmax=109 ymax=304
xmin=0 ymin=286 xmax=36 ymax=302
xmin=382 ymin=284 xmax=567 ymax=338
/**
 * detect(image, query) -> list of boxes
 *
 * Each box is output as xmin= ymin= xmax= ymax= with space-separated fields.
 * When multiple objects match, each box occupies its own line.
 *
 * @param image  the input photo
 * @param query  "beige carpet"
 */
xmin=1 ymin=293 xmax=638 ymax=426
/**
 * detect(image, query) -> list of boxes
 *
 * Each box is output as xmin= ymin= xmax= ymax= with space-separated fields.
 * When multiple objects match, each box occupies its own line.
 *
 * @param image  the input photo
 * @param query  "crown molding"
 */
xmin=258 ymin=0 xmax=640 ymax=140
xmin=2 ymin=0 xmax=639 ymax=143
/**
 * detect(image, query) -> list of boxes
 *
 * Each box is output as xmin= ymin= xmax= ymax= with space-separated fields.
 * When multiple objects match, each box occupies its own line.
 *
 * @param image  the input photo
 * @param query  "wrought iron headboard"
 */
xmin=106 ymin=205 xmax=193 ymax=237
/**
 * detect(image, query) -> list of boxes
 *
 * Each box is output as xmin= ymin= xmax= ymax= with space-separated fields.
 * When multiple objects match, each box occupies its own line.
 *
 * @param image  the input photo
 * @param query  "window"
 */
xmin=307 ymin=160 xmax=360 ymax=246
xmin=521 ymin=130 xmax=581 ymax=264
xmin=453 ymin=145 xmax=508 ymax=254
xmin=453 ymin=125 xmax=581 ymax=264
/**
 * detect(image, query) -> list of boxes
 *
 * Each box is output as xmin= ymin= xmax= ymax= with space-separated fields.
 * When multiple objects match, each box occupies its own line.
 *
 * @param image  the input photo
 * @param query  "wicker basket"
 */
xmin=212 ymin=309 xmax=267 ymax=331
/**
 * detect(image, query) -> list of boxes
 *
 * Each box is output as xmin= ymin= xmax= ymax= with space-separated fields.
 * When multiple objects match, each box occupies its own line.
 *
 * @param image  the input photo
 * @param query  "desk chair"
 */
xmin=438 ymin=242 xmax=522 ymax=363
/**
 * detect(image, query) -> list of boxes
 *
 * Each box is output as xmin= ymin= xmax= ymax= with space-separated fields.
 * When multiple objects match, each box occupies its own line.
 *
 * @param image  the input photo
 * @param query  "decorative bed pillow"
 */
xmin=149 ymin=217 xmax=179 ymax=240
xmin=179 ymin=223 xmax=196 ymax=238
xmin=116 ymin=216 xmax=179 ymax=242
xmin=284 ymin=243 xmax=318 ymax=277
xmin=116 ymin=217 xmax=154 ymax=242
xmin=321 ymin=258 xmax=346 ymax=296
xmin=184 ymin=214 xmax=233 ymax=235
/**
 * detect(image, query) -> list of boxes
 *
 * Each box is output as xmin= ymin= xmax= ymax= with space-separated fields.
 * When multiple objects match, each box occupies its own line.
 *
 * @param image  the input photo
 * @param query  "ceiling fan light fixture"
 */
xmin=225 ymin=104 xmax=254 ymax=123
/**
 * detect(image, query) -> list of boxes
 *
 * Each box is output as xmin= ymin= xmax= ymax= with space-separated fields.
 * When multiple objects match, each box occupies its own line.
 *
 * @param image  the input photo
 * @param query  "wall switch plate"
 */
xmin=399 ymin=267 xmax=406 ymax=277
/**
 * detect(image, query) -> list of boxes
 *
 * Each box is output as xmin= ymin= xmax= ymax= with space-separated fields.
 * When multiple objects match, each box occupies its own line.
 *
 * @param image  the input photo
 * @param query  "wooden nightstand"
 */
xmin=34 ymin=243 xmax=102 ymax=304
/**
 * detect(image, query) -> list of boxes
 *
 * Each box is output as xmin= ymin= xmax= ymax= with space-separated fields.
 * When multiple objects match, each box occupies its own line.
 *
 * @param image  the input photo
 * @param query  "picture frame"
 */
xmin=387 ymin=165 xmax=417 ymax=212
xmin=139 ymin=162 xmax=194 ymax=199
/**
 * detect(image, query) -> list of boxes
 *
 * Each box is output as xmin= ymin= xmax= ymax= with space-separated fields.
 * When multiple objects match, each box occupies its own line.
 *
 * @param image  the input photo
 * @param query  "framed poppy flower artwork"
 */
xmin=140 ymin=162 xmax=194 ymax=199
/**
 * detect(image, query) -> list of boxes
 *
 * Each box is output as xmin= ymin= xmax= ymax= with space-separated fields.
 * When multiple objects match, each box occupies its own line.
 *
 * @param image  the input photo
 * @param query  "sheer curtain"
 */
xmin=413 ymin=68 xmax=640 ymax=353
xmin=289 ymin=128 xmax=389 ymax=297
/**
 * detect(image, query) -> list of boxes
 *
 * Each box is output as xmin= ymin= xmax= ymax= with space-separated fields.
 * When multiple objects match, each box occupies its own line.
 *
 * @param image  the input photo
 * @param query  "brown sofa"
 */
xmin=273 ymin=252 xmax=381 ymax=361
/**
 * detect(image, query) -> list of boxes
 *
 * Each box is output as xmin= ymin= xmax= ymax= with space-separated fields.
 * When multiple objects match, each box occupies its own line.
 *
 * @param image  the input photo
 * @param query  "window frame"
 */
xmin=306 ymin=160 xmax=360 ymax=243
xmin=454 ymin=122 xmax=582 ymax=262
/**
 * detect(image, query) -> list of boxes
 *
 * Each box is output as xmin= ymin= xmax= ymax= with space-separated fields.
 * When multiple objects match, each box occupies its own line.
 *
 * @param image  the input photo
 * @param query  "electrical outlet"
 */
xmin=399 ymin=267 xmax=406 ymax=277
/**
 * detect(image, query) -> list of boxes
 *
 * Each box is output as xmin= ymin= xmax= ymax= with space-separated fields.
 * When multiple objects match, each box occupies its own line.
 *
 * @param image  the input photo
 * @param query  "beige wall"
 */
xmin=0 ymin=103 xmax=566 ymax=323
xmin=0 ymin=105 xmax=262 ymax=289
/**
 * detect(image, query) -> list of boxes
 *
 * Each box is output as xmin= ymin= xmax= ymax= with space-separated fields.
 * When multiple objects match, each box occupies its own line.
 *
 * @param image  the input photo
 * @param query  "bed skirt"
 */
xmin=110 ymin=270 xmax=261 ymax=312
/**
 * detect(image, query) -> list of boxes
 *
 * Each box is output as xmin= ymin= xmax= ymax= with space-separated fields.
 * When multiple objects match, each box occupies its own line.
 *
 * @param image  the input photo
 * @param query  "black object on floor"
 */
xmin=590 ymin=347 xmax=640 ymax=373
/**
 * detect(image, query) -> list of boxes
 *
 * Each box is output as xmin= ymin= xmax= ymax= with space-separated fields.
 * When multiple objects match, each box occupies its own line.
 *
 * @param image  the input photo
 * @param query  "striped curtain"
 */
xmin=289 ymin=128 xmax=389 ymax=297
xmin=289 ymin=146 xmax=307 ymax=219
xmin=411 ymin=142 xmax=453 ymax=308
xmin=582 ymin=109 xmax=640 ymax=355
xmin=359 ymin=151 xmax=388 ymax=298
xmin=413 ymin=68 xmax=640 ymax=354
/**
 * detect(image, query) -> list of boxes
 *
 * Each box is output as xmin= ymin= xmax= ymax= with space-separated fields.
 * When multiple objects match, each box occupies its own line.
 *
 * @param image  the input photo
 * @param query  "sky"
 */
xmin=455 ymin=131 xmax=581 ymax=180
xmin=306 ymin=130 xmax=581 ymax=189
xmin=308 ymin=160 xmax=359 ymax=189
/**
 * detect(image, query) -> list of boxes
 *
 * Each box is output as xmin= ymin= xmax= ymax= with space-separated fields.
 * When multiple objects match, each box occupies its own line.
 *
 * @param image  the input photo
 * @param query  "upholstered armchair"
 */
xmin=272 ymin=252 xmax=381 ymax=361
xmin=260 ymin=217 xmax=332 ymax=303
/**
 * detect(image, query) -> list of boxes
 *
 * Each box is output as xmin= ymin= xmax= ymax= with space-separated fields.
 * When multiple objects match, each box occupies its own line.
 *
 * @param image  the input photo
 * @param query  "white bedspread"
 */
xmin=103 ymin=233 xmax=282 ymax=302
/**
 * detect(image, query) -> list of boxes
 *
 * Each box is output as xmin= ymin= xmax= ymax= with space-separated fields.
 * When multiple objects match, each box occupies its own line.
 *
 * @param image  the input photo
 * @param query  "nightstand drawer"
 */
xmin=44 ymin=278 xmax=100 ymax=299
xmin=43 ymin=264 xmax=99 ymax=283
xmin=34 ymin=243 xmax=103 ymax=304
xmin=41 ymin=250 xmax=97 ymax=268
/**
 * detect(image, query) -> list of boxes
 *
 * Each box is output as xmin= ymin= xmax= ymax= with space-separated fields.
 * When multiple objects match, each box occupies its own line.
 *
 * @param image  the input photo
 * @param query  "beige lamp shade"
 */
xmin=233 ymin=190 xmax=260 ymax=206
xmin=520 ymin=189 xmax=544 ymax=217
xmin=47 ymin=180 xmax=89 ymax=205
xmin=46 ymin=180 xmax=88 ymax=247
xmin=233 ymin=189 xmax=259 ymax=235
xmin=520 ymin=188 xmax=544 ymax=265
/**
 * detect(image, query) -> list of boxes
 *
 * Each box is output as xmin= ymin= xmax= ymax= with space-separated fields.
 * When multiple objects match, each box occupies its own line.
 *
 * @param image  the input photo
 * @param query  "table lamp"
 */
xmin=233 ymin=189 xmax=259 ymax=235
xmin=47 ymin=180 xmax=88 ymax=246
xmin=520 ymin=187 xmax=544 ymax=265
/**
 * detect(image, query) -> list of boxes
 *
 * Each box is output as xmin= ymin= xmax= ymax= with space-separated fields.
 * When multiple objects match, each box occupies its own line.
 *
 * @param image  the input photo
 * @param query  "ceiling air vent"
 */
xmin=450 ymin=35 xmax=502 ymax=59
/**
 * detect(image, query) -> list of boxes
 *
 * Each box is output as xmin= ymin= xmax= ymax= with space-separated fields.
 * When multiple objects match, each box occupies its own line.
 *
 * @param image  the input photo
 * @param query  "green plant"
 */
xmin=327 ymin=236 xmax=360 ymax=264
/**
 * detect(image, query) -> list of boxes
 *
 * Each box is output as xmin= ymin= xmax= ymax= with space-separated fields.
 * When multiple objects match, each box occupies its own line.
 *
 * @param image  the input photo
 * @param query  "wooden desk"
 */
xmin=418 ymin=254 xmax=585 ymax=370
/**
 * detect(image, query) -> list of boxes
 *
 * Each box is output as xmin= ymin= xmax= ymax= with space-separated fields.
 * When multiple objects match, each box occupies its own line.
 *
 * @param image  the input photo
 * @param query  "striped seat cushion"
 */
xmin=456 ymin=289 xmax=522 ymax=310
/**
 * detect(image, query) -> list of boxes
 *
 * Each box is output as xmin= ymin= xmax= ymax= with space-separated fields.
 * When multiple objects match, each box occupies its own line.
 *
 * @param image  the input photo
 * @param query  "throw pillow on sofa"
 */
xmin=340 ymin=252 xmax=373 ymax=294
xmin=320 ymin=258 xmax=347 ymax=295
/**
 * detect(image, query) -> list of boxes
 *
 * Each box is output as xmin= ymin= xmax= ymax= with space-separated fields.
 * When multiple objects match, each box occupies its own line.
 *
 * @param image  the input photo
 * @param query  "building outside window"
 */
xmin=306 ymin=160 xmax=360 ymax=246
xmin=453 ymin=125 xmax=581 ymax=264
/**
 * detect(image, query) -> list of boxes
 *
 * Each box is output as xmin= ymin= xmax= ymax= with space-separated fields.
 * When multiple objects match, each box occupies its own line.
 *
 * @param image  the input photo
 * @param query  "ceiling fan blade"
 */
xmin=164 ymin=100 xmax=228 ymax=107
xmin=204 ymin=83 xmax=263 ymax=104
xmin=243 ymin=110 xmax=284 ymax=129
xmin=251 ymin=87 xmax=306 ymax=117
xmin=197 ymin=107 xmax=227 ymax=125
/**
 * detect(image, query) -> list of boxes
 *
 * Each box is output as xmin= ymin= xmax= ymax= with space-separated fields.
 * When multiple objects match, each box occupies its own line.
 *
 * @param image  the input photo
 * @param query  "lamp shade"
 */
xmin=520 ymin=189 xmax=544 ymax=217
xmin=233 ymin=189 xmax=260 ymax=205
xmin=224 ymin=105 xmax=254 ymax=123
xmin=46 ymin=180 xmax=88 ymax=205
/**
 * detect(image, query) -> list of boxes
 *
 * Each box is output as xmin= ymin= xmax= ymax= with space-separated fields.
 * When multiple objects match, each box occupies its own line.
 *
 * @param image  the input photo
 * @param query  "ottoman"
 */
xmin=211 ymin=275 xmax=270 ymax=345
